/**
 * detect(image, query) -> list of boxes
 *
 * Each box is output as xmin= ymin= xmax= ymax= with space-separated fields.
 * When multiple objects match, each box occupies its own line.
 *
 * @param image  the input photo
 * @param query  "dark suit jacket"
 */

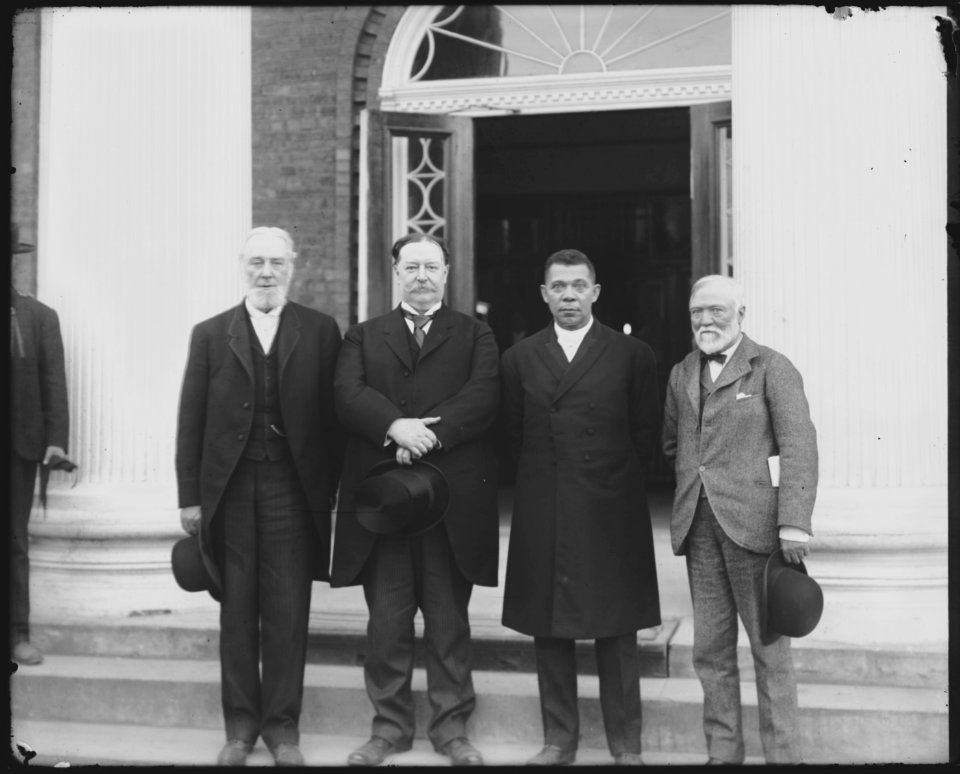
xmin=175 ymin=301 xmax=344 ymax=595
xmin=331 ymin=304 xmax=500 ymax=588
xmin=11 ymin=291 xmax=69 ymax=461
xmin=662 ymin=333 xmax=819 ymax=556
xmin=500 ymin=321 xmax=661 ymax=639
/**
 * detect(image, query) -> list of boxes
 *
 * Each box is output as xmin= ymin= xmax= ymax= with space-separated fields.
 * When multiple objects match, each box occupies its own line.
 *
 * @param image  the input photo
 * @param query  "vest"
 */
xmin=240 ymin=313 xmax=289 ymax=461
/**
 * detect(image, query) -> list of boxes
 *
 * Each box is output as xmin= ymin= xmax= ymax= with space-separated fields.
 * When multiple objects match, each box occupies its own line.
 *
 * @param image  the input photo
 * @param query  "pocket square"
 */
xmin=736 ymin=392 xmax=753 ymax=400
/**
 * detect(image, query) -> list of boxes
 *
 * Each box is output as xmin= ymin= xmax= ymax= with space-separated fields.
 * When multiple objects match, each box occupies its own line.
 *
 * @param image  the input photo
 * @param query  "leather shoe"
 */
xmin=441 ymin=737 xmax=484 ymax=766
xmin=11 ymin=641 xmax=44 ymax=665
xmin=706 ymin=758 xmax=736 ymax=765
xmin=272 ymin=743 xmax=305 ymax=767
xmin=217 ymin=740 xmax=253 ymax=766
xmin=526 ymin=744 xmax=576 ymax=766
xmin=615 ymin=752 xmax=645 ymax=765
xmin=347 ymin=736 xmax=412 ymax=766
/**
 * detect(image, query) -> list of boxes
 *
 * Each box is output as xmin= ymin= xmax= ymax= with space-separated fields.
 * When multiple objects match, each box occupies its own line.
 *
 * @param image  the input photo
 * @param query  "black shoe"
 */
xmin=347 ymin=736 xmax=412 ymax=766
xmin=217 ymin=740 xmax=253 ymax=766
xmin=272 ymin=743 xmax=305 ymax=767
xmin=11 ymin=641 xmax=43 ymax=665
xmin=526 ymin=744 xmax=576 ymax=766
xmin=441 ymin=738 xmax=484 ymax=766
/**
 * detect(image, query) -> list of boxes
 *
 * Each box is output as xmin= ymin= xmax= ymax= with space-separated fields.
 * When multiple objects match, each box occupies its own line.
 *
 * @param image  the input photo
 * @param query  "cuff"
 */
xmin=779 ymin=525 xmax=810 ymax=542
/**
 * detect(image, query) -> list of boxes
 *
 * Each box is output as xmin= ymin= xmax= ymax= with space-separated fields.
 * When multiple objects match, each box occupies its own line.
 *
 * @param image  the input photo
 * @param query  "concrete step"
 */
xmin=12 ymin=720 xmax=752 ymax=767
xmin=28 ymin=610 xmax=948 ymax=689
xmin=10 ymin=654 xmax=948 ymax=764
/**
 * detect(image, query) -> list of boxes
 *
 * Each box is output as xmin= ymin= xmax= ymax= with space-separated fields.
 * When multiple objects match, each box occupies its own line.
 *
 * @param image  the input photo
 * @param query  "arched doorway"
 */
xmin=363 ymin=4 xmax=733 ymax=484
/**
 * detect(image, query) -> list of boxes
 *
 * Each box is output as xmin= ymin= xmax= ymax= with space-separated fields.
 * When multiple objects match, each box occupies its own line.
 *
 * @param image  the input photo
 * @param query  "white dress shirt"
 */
xmin=554 ymin=317 xmax=594 ymax=362
xmin=400 ymin=301 xmax=442 ymax=337
xmin=245 ymin=298 xmax=285 ymax=353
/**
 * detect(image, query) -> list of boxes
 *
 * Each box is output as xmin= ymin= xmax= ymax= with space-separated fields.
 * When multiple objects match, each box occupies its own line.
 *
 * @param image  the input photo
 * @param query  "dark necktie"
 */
xmin=701 ymin=351 xmax=727 ymax=365
xmin=403 ymin=310 xmax=435 ymax=348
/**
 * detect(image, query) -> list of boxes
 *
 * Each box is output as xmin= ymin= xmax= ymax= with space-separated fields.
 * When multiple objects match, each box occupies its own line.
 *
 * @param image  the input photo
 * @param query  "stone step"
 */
xmin=11 ymin=720 xmax=750 ymax=767
xmin=28 ymin=610 xmax=948 ymax=688
xmin=10 ymin=655 xmax=948 ymax=764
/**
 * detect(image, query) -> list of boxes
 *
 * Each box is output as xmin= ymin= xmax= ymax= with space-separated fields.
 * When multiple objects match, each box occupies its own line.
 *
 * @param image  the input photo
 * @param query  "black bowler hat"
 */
xmin=354 ymin=459 xmax=450 ymax=536
xmin=171 ymin=535 xmax=221 ymax=602
xmin=11 ymin=224 xmax=35 ymax=254
xmin=761 ymin=550 xmax=824 ymax=645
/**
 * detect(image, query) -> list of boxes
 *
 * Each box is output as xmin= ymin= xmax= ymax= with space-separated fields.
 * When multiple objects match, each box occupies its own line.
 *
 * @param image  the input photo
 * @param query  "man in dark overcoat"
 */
xmin=500 ymin=248 xmax=661 ymax=767
xmin=176 ymin=226 xmax=343 ymax=767
xmin=332 ymin=233 xmax=499 ymax=767
xmin=662 ymin=274 xmax=818 ymax=764
xmin=10 ymin=226 xmax=70 ymax=666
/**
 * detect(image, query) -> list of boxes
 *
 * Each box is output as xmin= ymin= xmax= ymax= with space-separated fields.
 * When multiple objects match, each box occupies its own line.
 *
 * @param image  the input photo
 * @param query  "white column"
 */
xmin=31 ymin=7 xmax=252 ymax=616
xmin=732 ymin=6 xmax=947 ymax=644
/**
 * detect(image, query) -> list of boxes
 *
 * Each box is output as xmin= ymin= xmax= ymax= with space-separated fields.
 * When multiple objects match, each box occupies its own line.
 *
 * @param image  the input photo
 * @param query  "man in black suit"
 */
xmin=10 ymin=226 xmax=70 ymax=666
xmin=332 ymin=233 xmax=500 ymax=767
xmin=500 ymin=249 xmax=661 ymax=766
xmin=176 ymin=226 xmax=343 ymax=767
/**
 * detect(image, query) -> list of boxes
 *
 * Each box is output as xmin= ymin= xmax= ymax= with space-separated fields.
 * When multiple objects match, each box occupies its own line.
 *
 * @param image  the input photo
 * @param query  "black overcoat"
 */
xmin=331 ymin=304 xmax=500 ymax=588
xmin=175 ymin=301 xmax=344 ymax=596
xmin=500 ymin=321 xmax=661 ymax=639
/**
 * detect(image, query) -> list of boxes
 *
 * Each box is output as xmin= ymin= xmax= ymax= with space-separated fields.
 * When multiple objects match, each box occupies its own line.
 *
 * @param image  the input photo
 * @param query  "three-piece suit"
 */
xmin=331 ymin=304 xmax=500 ymax=751
xmin=176 ymin=300 xmax=343 ymax=749
xmin=662 ymin=333 xmax=818 ymax=763
xmin=10 ymin=290 xmax=69 ymax=644
xmin=500 ymin=320 xmax=661 ymax=757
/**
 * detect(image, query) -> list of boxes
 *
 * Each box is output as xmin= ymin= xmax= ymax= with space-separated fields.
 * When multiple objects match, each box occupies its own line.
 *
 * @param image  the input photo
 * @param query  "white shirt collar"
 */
xmin=554 ymin=316 xmax=594 ymax=345
xmin=245 ymin=297 xmax=285 ymax=319
xmin=400 ymin=301 xmax=442 ymax=317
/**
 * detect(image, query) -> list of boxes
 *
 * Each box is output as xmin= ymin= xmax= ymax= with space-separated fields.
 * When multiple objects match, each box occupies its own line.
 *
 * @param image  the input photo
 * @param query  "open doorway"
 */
xmin=475 ymin=108 xmax=694 ymax=486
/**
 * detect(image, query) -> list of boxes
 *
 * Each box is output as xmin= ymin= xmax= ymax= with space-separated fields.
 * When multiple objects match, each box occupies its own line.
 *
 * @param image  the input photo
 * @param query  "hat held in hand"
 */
xmin=354 ymin=459 xmax=450 ymax=536
xmin=761 ymin=550 xmax=824 ymax=645
xmin=171 ymin=534 xmax=221 ymax=602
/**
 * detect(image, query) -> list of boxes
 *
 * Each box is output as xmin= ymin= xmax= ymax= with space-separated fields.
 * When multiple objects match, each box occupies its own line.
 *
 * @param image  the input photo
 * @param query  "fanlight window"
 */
xmin=411 ymin=5 xmax=731 ymax=81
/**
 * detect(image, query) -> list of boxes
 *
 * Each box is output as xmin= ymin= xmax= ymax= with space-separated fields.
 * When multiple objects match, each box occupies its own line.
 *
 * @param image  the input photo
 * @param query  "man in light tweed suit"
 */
xmin=662 ymin=275 xmax=818 ymax=765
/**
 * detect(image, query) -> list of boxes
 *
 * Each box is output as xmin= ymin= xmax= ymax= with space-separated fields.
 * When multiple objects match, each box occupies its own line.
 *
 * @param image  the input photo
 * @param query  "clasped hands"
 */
xmin=387 ymin=416 xmax=441 ymax=466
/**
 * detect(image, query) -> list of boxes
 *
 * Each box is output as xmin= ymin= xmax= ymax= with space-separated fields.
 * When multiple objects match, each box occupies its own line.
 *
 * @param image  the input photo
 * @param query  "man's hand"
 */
xmin=780 ymin=538 xmax=809 ymax=565
xmin=387 ymin=417 xmax=441 ymax=457
xmin=180 ymin=506 xmax=201 ymax=536
xmin=42 ymin=446 xmax=67 ymax=465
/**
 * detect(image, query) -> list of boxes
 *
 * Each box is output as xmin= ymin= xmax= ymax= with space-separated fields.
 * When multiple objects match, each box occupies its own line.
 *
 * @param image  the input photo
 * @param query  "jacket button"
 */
xmin=550 ymin=406 xmax=557 ymax=413
xmin=242 ymin=402 xmax=250 ymax=409
xmin=400 ymin=399 xmax=407 ymax=407
xmin=586 ymin=428 xmax=595 ymax=435
xmin=238 ymin=433 xmax=245 ymax=441
xmin=589 ymin=402 xmax=596 ymax=409
xmin=403 ymin=370 xmax=410 ymax=378
xmin=699 ymin=465 xmax=705 ymax=472
xmin=584 ymin=453 xmax=591 ymax=461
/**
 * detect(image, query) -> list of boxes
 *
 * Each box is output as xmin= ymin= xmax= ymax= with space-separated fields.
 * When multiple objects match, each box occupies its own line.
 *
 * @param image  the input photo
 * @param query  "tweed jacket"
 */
xmin=10 ymin=291 xmax=69 ymax=462
xmin=662 ymin=333 xmax=818 ymax=556
xmin=175 ymin=300 xmax=344 ymax=594
xmin=331 ymin=304 xmax=500 ymax=588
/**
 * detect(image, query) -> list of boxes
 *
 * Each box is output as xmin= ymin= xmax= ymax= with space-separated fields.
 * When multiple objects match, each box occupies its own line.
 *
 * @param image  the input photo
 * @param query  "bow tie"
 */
xmin=701 ymin=351 xmax=727 ymax=365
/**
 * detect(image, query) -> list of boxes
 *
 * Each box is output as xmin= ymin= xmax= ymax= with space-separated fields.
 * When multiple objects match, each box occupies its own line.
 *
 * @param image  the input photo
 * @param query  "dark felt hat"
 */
xmin=354 ymin=459 xmax=450 ymax=536
xmin=11 ymin=224 xmax=35 ymax=254
xmin=171 ymin=535 xmax=221 ymax=602
xmin=761 ymin=550 xmax=824 ymax=645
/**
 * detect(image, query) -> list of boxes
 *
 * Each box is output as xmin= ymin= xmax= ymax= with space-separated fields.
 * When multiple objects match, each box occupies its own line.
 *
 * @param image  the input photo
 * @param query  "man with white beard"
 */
xmin=176 ymin=227 xmax=344 ymax=766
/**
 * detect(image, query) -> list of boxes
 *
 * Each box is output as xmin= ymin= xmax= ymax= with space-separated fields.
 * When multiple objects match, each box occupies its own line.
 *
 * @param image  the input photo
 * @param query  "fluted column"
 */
xmin=732 ymin=6 xmax=947 ymax=644
xmin=31 ymin=7 xmax=251 ymax=616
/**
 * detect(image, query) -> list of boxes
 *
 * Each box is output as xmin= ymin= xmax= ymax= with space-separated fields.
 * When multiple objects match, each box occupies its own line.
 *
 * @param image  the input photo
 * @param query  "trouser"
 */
xmin=360 ymin=524 xmax=475 ymax=751
xmin=685 ymin=498 xmax=801 ymax=764
xmin=10 ymin=455 xmax=38 ymax=644
xmin=219 ymin=457 xmax=315 ymax=750
xmin=533 ymin=633 xmax=643 ymax=757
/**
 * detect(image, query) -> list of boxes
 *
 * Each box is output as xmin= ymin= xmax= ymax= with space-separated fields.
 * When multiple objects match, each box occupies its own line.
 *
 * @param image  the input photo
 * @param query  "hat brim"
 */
xmin=354 ymin=458 xmax=450 ymax=536
xmin=171 ymin=535 xmax=215 ymax=595
xmin=761 ymin=550 xmax=822 ymax=645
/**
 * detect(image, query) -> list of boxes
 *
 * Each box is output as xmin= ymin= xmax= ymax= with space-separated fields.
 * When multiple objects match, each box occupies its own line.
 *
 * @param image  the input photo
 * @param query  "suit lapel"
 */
xmin=383 ymin=306 xmax=413 ymax=370
xmin=553 ymin=321 xmax=609 ymax=403
xmin=276 ymin=302 xmax=301 ymax=385
xmin=227 ymin=304 xmax=254 ymax=382
xmin=684 ymin=352 xmax=701 ymax=414
xmin=534 ymin=326 xmax=566 ymax=384
xmin=417 ymin=304 xmax=454 ymax=362
xmin=711 ymin=334 xmax=757 ymax=393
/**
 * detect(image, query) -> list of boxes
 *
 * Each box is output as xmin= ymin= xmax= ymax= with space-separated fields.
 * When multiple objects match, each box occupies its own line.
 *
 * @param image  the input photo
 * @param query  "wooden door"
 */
xmin=362 ymin=110 xmax=474 ymax=319
xmin=690 ymin=101 xmax=732 ymax=280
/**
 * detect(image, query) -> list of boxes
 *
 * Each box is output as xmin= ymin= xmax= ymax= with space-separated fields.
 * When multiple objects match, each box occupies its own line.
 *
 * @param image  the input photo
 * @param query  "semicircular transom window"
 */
xmin=411 ymin=5 xmax=731 ymax=81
